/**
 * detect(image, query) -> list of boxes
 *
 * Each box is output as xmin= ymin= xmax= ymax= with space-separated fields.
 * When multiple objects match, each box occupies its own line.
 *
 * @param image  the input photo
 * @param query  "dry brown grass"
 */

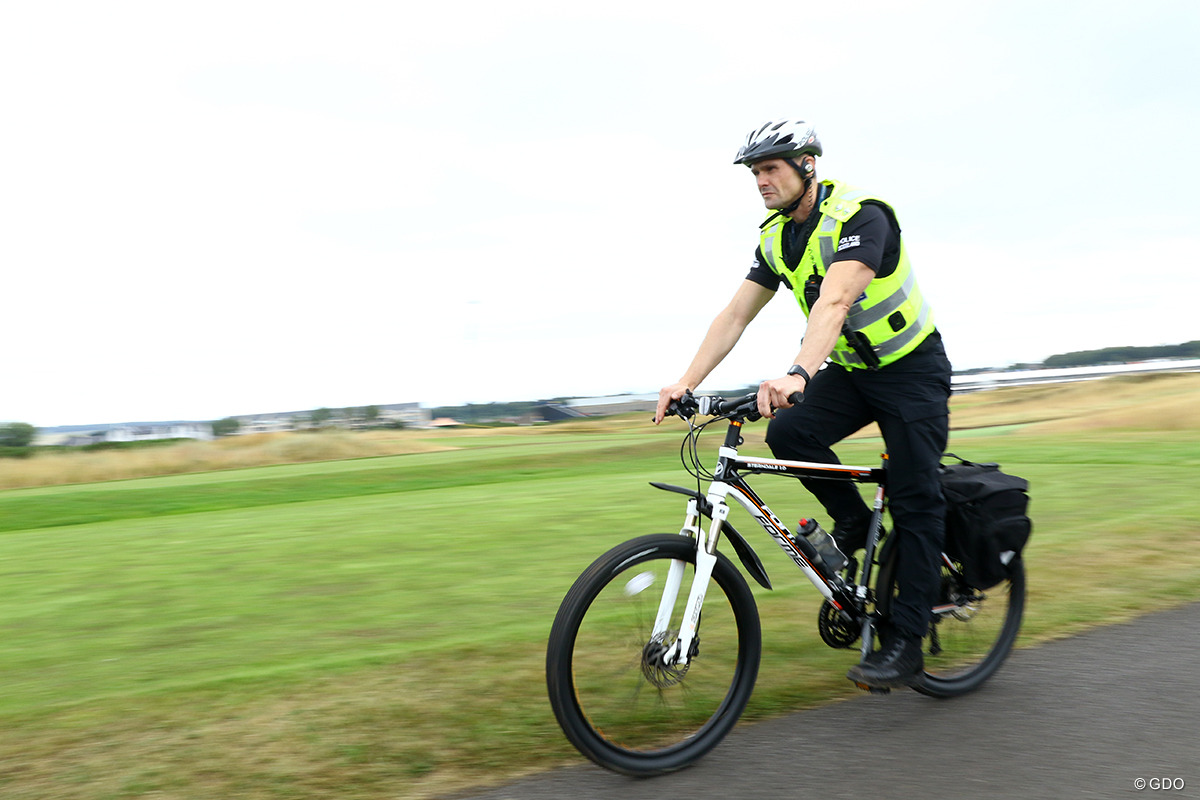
xmin=0 ymin=430 xmax=457 ymax=490
xmin=776 ymin=372 xmax=1200 ymax=443
xmin=949 ymin=372 xmax=1200 ymax=433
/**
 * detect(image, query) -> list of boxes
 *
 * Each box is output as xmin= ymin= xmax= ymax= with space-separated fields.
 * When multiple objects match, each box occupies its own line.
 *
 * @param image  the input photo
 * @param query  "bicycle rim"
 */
xmin=873 ymin=541 xmax=1025 ymax=698
xmin=877 ymin=553 xmax=1024 ymax=698
xmin=916 ymin=559 xmax=1024 ymax=696
xmin=546 ymin=534 xmax=761 ymax=775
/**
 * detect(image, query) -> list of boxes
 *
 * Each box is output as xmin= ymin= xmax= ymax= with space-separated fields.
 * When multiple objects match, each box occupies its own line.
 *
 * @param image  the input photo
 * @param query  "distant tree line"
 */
xmin=1042 ymin=341 xmax=1200 ymax=368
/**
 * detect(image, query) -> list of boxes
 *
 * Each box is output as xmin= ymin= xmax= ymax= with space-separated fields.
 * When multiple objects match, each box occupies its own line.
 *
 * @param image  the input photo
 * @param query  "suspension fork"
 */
xmin=655 ymin=465 xmax=737 ymax=667
xmin=651 ymin=497 xmax=700 ymax=640
xmin=656 ymin=421 xmax=745 ymax=667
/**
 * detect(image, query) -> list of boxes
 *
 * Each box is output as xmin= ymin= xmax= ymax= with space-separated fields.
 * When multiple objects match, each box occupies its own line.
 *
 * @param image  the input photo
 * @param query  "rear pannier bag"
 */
xmin=940 ymin=454 xmax=1032 ymax=589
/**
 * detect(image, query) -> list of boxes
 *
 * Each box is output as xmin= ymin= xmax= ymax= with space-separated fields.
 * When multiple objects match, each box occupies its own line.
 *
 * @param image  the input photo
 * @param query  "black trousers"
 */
xmin=765 ymin=334 xmax=952 ymax=639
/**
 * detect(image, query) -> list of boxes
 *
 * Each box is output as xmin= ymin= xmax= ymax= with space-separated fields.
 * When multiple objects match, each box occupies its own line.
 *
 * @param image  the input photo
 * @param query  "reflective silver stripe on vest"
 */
xmin=820 ymin=215 xmax=838 ymax=233
xmin=818 ymin=235 xmax=835 ymax=267
xmin=762 ymin=227 xmax=778 ymax=273
xmin=835 ymin=300 xmax=932 ymax=366
xmin=846 ymin=270 xmax=917 ymax=330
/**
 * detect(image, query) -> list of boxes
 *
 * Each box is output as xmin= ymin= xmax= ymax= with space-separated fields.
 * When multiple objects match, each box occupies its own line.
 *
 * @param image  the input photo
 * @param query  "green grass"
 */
xmin=2 ymin=383 xmax=1200 ymax=799
xmin=0 ymin=434 xmax=668 ymax=532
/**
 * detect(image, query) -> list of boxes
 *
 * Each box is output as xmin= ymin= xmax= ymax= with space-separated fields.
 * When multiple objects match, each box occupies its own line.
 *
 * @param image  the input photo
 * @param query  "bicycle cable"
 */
xmin=680 ymin=412 xmax=723 ymax=485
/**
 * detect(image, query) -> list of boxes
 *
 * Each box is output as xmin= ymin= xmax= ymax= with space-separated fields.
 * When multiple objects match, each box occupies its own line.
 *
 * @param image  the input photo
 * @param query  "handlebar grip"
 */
xmin=716 ymin=392 xmax=758 ymax=415
xmin=788 ymin=391 xmax=804 ymax=407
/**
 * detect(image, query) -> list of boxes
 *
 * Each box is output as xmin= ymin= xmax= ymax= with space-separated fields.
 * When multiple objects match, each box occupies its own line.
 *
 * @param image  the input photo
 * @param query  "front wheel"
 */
xmin=546 ymin=534 xmax=761 ymax=775
xmin=878 ymin=551 xmax=1025 ymax=697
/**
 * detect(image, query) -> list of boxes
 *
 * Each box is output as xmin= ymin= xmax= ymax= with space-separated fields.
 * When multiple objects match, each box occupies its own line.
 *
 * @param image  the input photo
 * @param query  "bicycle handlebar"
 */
xmin=665 ymin=390 xmax=804 ymax=422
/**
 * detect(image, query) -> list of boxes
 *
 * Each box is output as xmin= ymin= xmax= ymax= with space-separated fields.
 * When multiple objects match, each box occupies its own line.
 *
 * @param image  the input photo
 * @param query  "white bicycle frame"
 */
xmin=653 ymin=442 xmax=886 ymax=667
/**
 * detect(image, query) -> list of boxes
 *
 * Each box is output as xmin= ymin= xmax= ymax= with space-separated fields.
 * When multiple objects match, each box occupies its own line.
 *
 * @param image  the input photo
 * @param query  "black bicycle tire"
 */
xmin=546 ymin=533 xmax=762 ymax=775
xmin=877 ymin=548 xmax=1025 ymax=698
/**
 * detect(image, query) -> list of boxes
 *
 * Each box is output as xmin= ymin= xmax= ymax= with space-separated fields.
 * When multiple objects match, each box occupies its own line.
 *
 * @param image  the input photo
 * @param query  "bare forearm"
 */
xmin=788 ymin=297 xmax=847 ymax=377
xmin=679 ymin=311 xmax=746 ymax=388
xmin=655 ymin=280 xmax=774 ymax=425
xmin=756 ymin=260 xmax=874 ymax=419
xmin=790 ymin=260 xmax=875 ymax=375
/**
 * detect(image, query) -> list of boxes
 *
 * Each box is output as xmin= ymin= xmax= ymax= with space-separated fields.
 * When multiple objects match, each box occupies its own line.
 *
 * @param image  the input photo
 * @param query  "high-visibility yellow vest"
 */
xmin=758 ymin=179 xmax=935 ymax=369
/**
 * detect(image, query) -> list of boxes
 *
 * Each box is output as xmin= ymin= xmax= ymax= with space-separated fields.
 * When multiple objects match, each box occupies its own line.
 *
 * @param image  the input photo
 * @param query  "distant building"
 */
xmin=35 ymin=401 xmax=441 ymax=446
xmin=377 ymin=402 xmax=432 ymax=428
xmin=225 ymin=402 xmax=432 ymax=433
xmin=564 ymin=394 xmax=658 ymax=416
xmin=238 ymin=417 xmax=296 ymax=434
xmin=104 ymin=423 xmax=214 ymax=442
xmin=537 ymin=403 xmax=588 ymax=421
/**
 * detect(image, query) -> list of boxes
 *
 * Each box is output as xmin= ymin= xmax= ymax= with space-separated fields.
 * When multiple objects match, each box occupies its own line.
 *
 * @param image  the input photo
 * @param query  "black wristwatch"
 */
xmin=787 ymin=364 xmax=812 ymax=383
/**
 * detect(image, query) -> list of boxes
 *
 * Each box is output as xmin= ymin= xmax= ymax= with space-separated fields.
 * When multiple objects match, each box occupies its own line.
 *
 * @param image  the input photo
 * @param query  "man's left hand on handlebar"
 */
xmin=757 ymin=374 xmax=807 ymax=419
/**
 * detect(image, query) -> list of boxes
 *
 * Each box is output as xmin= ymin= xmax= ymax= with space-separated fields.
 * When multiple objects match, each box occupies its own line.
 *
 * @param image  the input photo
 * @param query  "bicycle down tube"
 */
xmin=656 ymin=421 xmax=885 ymax=669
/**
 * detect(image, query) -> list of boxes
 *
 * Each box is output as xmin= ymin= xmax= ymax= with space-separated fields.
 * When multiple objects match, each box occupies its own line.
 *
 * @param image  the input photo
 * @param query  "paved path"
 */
xmin=454 ymin=602 xmax=1199 ymax=799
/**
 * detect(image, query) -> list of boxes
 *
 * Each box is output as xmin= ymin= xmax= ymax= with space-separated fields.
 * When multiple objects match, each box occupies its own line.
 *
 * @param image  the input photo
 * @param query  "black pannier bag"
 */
xmin=939 ymin=454 xmax=1032 ymax=589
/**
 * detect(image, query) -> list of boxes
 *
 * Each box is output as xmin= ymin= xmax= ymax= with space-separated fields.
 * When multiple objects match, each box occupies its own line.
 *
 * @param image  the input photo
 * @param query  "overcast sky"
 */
xmin=3 ymin=1 xmax=1198 ymax=426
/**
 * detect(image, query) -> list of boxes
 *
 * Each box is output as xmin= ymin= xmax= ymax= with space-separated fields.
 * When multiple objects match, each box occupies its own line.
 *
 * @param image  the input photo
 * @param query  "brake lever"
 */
xmin=658 ymin=390 xmax=699 ymax=421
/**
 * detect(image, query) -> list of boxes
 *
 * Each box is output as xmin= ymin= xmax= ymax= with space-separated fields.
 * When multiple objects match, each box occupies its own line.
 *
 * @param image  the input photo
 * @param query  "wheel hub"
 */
xmin=641 ymin=632 xmax=693 ymax=688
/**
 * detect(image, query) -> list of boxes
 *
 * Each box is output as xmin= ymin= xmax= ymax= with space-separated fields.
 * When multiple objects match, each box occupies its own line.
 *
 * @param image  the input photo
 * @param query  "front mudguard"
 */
xmin=650 ymin=482 xmax=772 ymax=590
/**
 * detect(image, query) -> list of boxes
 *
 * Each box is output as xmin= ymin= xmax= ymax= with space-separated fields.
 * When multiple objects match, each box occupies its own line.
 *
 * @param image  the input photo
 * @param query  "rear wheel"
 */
xmin=546 ymin=534 xmax=761 ymax=775
xmin=877 ymin=550 xmax=1024 ymax=697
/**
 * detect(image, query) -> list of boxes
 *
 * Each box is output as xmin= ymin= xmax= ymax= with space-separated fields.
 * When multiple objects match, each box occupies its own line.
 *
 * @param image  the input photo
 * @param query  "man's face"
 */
xmin=749 ymin=158 xmax=804 ymax=210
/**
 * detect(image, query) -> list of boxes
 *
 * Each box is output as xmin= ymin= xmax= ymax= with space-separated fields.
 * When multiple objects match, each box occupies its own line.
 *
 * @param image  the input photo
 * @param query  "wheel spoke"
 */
xmin=916 ymin=560 xmax=1024 ymax=695
xmin=547 ymin=534 xmax=761 ymax=774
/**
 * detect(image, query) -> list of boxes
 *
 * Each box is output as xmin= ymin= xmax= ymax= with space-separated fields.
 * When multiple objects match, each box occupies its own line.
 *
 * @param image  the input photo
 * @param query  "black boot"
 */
xmin=860 ymin=623 xmax=895 ymax=665
xmin=846 ymin=633 xmax=924 ymax=689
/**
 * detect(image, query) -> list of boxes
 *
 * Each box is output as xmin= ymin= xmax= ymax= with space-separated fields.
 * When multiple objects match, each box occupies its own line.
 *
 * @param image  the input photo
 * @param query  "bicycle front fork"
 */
xmin=653 ymin=496 xmax=725 ymax=667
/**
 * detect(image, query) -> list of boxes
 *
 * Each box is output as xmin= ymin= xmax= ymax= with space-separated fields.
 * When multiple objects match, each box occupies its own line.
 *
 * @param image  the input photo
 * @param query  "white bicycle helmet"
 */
xmin=733 ymin=119 xmax=823 ymax=165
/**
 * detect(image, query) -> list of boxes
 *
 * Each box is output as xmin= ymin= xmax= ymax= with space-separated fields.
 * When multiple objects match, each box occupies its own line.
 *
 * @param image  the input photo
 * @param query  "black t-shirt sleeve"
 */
xmin=829 ymin=203 xmax=895 ymax=274
xmin=745 ymin=246 xmax=783 ymax=290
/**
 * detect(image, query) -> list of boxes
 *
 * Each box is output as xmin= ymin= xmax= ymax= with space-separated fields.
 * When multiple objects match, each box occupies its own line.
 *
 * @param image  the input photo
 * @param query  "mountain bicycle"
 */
xmin=545 ymin=391 xmax=1024 ymax=776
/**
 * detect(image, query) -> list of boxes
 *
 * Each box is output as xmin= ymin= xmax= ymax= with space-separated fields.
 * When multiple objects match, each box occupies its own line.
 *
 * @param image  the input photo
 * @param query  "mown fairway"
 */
xmin=2 ymin=374 xmax=1199 ymax=799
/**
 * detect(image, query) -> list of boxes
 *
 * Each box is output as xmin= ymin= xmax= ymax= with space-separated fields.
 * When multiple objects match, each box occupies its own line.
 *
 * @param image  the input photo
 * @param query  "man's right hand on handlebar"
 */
xmin=756 ymin=374 xmax=807 ymax=420
xmin=654 ymin=382 xmax=694 ymax=425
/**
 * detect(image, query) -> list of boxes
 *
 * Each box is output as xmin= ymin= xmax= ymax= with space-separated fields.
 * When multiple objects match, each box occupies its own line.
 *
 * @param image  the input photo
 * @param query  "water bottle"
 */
xmin=796 ymin=518 xmax=847 ymax=576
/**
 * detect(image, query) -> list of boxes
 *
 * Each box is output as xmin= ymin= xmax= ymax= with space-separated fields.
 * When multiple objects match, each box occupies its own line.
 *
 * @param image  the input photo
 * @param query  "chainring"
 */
xmin=818 ymin=600 xmax=860 ymax=648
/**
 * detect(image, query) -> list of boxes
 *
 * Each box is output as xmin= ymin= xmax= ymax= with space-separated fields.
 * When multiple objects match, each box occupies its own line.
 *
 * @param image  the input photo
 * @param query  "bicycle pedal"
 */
xmin=852 ymin=681 xmax=891 ymax=695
